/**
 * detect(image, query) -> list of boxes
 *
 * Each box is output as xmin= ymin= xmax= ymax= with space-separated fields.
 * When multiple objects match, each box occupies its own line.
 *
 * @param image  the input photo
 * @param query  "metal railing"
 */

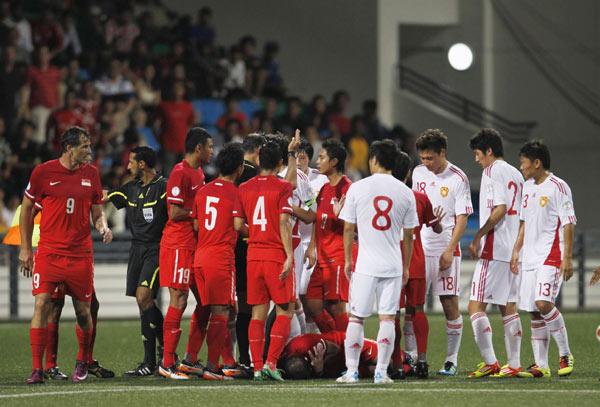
xmin=399 ymin=64 xmax=538 ymax=140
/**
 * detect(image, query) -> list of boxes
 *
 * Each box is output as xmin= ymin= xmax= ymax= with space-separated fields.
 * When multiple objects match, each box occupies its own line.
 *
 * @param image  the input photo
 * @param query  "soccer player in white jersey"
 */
xmin=511 ymin=140 xmax=575 ymax=378
xmin=467 ymin=129 xmax=524 ymax=377
xmin=336 ymin=140 xmax=418 ymax=384
xmin=412 ymin=129 xmax=473 ymax=375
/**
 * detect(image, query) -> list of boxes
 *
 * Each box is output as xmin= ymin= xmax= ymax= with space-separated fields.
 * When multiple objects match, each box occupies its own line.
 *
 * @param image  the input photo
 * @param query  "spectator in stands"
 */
xmin=154 ymin=81 xmax=196 ymax=172
xmin=258 ymin=41 xmax=284 ymax=98
xmin=192 ymin=40 xmax=219 ymax=98
xmin=304 ymin=125 xmax=322 ymax=167
xmin=362 ymin=99 xmax=387 ymax=143
xmin=223 ymin=118 xmax=244 ymax=144
xmin=276 ymin=96 xmax=305 ymax=134
xmin=306 ymin=94 xmax=329 ymax=135
xmin=239 ymin=35 xmax=260 ymax=96
xmin=172 ymin=62 xmax=196 ymax=100
xmin=129 ymin=37 xmax=152 ymax=75
xmin=20 ymin=45 xmax=62 ymax=144
xmin=217 ymin=92 xmax=248 ymax=132
xmin=62 ymin=57 xmax=84 ymax=94
xmin=76 ymin=81 xmax=100 ymax=143
xmin=105 ymin=7 xmax=140 ymax=56
xmin=95 ymin=58 xmax=136 ymax=99
xmin=251 ymin=96 xmax=278 ymax=133
xmin=190 ymin=7 xmax=215 ymax=44
xmin=47 ymin=88 xmax=85 ymax=153
xmin=60 ymin=11 xmax=82 ymax=57
xmin=328 ymin=90 xmax=351 ymax=136
xmin=0 ymin=44 xmax=24 ymax=144
xmin=3 ymin=3 xmax=33 ymax=57
xmin=222 ymin=44 xmax=246 ymax=94
xmin=135 ymin=63 xmax=161 ymax=113
xmin=32 ymin=6 xmax=63 ymax=56
xmin=346 ymin=115 xmax=369 ymax=178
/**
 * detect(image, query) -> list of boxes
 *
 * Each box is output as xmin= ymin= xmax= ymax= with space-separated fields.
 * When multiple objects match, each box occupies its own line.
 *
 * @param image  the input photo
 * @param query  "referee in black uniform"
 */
xmin=106 ymin=146 xmax=168 ymax=376
xmin=234 ymin=134 xmax=264 ymax=369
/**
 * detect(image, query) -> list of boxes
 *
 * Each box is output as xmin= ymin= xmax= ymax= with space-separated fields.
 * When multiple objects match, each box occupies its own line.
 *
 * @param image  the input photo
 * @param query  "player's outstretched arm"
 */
xmin=402 ymin=228 xmax=414 ymax=287
xmin=18 ymin=196 xmax=35 ymax=277
xmin=279 ymin=213 xmax=293 ymax=280
xmin=469 ymin=204 xmax=507 ymax=260
xmin=561 ymin=223 xmax=574 ymax=282
xmin=440 ymin=214 xmax=467 ymax=271
xmin=510 ymin=220 xmax=524 ymax=275
xmin=292 ymin=205 xmax=316 ymax=224
xmin=92 ymin=204 xmax=113 ymax=244
xmin=590 ymin=267 xmax=600 ymax=286
xmin=169 ymin=202 xmax=192 ymax=221
xmin=432 ymin=205 xmax=446 ymax=234
xmin=342 ymin=221 xmax=355 ymax=281
xmin=332 ymin=195 xmax=346 ymax=218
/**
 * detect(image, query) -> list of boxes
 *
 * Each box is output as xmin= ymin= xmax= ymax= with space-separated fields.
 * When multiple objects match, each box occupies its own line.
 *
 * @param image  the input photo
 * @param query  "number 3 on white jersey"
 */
xmin=253 ymin=196 xmax=267 ymax=231
xmin=205 ymin=196 xmax=220 ymax=230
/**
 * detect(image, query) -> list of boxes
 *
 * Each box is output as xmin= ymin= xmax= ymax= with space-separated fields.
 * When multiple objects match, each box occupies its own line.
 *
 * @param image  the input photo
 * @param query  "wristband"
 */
xmin=288 ymin=151 xmax=296 ymax=158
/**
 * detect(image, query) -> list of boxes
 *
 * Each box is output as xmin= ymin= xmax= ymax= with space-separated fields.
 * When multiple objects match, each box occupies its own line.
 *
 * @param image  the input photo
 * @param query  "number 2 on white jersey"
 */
xmin=205 ymin=196 xmax=219 ymax=230
xmin=253 ymin=196 xmax=267 ymax=231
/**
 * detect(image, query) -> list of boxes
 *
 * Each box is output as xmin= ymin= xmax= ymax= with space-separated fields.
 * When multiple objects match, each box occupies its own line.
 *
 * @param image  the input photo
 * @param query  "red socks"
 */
xmin=45 ymin=323 xmax=59 ymax=370
xmin=334 ymin=313 xmax=349 ymax=332
xmin=413 ymin=311 xmax=429 ymax=355
xmin=266 ymin=315 xmax=291 ymax=368
xmin=221 ymin=326 xmax=236 ymax=366
xmin=30 ymin=327 xmax=47 ymax=371
xmin=248 ymin=319 xmax=266 ymax=372
xmin=163 ymin=306 xmax=184 ymax=367
xmin=186 ymin=305 xmax=210 ymax=363
xmin=206 ymin=314 xmax=228 ymax=368
xmin=75 ymin=325 xmax=92 ymax=362
xmin=314 ymin=311 xmax=336 ymax=333
xmin=391 ymin=318 xmax=403 ymax=368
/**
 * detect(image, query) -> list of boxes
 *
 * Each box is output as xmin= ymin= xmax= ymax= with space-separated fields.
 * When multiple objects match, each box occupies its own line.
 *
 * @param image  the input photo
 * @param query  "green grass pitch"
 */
xmin=1 ymin=313 xmax=599 ymax=406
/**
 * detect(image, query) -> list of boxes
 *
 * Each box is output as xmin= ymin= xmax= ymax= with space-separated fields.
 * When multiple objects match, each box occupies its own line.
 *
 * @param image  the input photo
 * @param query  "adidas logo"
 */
xmin=141 ymin=281 xmax=149 ymax=287
xmin=483 ymin=327 xmax=492 ymax=333
xmin=378 ymin=338 xmax=391 ymax=345
xmin=350 ymin=342 xmax=362 ymax=348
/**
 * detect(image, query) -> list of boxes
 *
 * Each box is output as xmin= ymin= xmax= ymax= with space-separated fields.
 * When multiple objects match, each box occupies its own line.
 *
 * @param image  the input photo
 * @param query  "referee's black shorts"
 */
xmin=234 ymin=237 xmax=248 ymax=295
xmin=126 ymin=244 xmax=160 ymax=297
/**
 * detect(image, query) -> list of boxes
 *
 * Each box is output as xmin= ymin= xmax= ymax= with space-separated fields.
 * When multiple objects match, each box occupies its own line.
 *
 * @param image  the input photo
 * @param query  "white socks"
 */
xmin=344 ymin=317 xmax=364 ymax=374
xmin=542 ymin=308 xmax=571 ymax=357
xmin=289 ymin=313 xmax=302 ymax=342
xmin=445 ymin=316 xmax=463 ymax=365
xmin=530 ymin=320 xmax=550 ymax=369
xmin=375 ymin=319 xmax=396 ymax=376
xmin=502 ymin=313 xmax=522 ymax=369
xmin=403 ymin=315 xmax=417 ymax=358
xmin=470 ymin=312 xmax=496 ymax=365
xmin=295 ymin=307 xmax=307 ymax=335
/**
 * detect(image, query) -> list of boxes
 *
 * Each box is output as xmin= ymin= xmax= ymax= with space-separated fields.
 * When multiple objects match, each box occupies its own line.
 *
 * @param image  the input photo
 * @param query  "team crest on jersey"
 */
xmin=171 ymin=186 xmax=180 ymax=196
xmin=539 ymin=196 xmax=548 ymax=207
xmin=486 ymin=184 xmax=493 ymax=193
xmin=564 ymin=201 xmax=572 ymax=209
xmin=143 ymin=207 xmax=154 ymax=223
xmin=81 ymin=179 xmax=91 ymax=187
xmin=440 ymin=186 xmax=449 ymax=197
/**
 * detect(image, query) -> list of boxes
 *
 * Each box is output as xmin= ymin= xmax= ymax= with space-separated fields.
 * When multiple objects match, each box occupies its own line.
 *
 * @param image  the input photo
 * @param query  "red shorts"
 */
xmin=194 ymin=263 xmax=235 ymax=306
xmin=159 ymin=247 xmax=195 ymax=290
xmin=32 ymin=252 xmax=94 ymax=302
xmin=52 ymin=283 xmax=67 ymax=299
xmin=305 ymin=261 xmax=349 ymax=302
xmin=400 ymin=278 xmax=426 ymax=309
xmin=247 ymin=260 xmax=295 ymax=305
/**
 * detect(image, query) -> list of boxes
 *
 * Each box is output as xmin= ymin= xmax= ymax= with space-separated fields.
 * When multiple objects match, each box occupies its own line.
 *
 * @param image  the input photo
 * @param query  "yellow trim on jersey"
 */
xmin=149 ymin=267 xmax=159 ymax=289
xmin=128 ymin=201 xmax=137 ymax=207
xmin=160 ymin=192 xmax=167 ymax=199
xmin=144 ymin=201 xmax=157 ymax=207
xmin=108 ymin=191 xmax=127 ymax=199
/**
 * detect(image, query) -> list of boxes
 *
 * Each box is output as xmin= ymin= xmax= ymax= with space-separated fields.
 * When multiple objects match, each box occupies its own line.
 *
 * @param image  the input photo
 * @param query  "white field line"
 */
xmin=1 ymin=385 xmax=599 ymax=399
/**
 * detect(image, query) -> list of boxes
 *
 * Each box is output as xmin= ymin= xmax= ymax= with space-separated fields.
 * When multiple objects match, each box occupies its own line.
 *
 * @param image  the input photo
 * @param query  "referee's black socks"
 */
xmin=141 ymin=305 xmax=164 ymax=366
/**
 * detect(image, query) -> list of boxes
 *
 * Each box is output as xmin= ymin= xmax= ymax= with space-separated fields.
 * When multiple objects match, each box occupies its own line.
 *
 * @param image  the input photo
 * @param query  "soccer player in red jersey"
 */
xmin=235 ymin=140 xmax=295 ymax=381
xmin=305 ymin=139 xmax=352 ymax=333
xmin=391 ymin=151 xmax=444 ymax=379
xmin=158 ymin=127 xmax=213 ymax=379
xmin=191 ymin=143 xmax=247 ymax=380
xmin=19 ymin=127 xmax=113 ymax=384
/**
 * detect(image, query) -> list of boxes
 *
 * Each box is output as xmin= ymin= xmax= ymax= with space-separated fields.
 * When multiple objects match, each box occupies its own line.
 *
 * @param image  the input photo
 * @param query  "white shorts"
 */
xmin=508 ymin=264 xmax=521 ymax=304
xmin=348 ymin=272 xmax=402 ymax=318
xmin=469 ymin=259 xmax=514 ymax=305
xmin=425 ymin=255 xmax=461 ymax=296
xmin=294 ymin=240 xmax=314 ymax=297
xmin=518 ymin=265 xmax=563 ymax=312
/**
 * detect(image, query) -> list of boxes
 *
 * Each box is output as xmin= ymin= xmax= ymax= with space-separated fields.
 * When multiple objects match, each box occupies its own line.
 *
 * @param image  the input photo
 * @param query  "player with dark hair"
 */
xmin=305 ymin=139 xmax=352 ymax=334
xmin=191 ymin=142 xmax=247 ymax=380
xmin=20 ymin=126 xmax=113 ymax=384
xmin=234 ymin=139 xmax=295 ymax=381
xmin=412 ymin=129 xmax=473 ymax=375
xmin=106 ymin=145 xmax=169 ymax=376
xmin=158 ymin=127 xmax=213 ymax=379
xmin=234 ymin=134 xmax=265 ymax=371
xmin=511 ymin=139 xmax=575 ymax=378
xmin=390 ymin=150 xmax=444 ymax=379
xmin=466 ymin=129 xmax=525 ymax=378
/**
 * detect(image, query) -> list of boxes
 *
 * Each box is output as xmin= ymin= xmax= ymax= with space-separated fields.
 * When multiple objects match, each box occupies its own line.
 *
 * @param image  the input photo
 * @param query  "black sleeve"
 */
xmin=107 ymin=182 xmax=132 ymax=209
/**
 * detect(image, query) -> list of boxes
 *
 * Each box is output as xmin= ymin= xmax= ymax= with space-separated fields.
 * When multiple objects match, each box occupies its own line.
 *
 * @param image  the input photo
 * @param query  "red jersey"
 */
xmin=161 ymin=160 xmax=205 ymax=250
xmin=236 ymin=175 xmax=293 ymax=263
xmin=26 ymin=66 xmax=61 ymax=109
xmin=156 ymin=101 xmax=195 ymax=153
xmin=24 ymin=160 xmax=104 ymax=257
xmin=315 ymin=176 xmax=352 ymax=265
xmin=48 ymin=109 xmax=85 ymax=153
xmin=191 ymin=179 xmax=241 ymax=266
xmin=407 ymin=191 xmax=439 ymax=279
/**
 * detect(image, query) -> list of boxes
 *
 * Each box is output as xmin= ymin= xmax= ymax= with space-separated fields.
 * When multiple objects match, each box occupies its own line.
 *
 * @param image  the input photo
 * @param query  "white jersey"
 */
xmin=339 ymin=173 xmax=419 ymax=278
xmin=298 ymin=168 xmax=328 ymax=242
xmin=478 ymin=160 xmax=524 ymax=262
xmin=412 ymin=162 xmax=473 ymax=256
xmin=520 ymin=174 xmax=576 ymax=270
xmin=279 ymin=166 xmax=312 ymax=238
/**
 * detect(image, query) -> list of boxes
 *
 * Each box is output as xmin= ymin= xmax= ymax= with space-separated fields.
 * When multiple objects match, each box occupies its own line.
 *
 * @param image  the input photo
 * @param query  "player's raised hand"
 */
xmin=510 ymin=250 xmax=519 ymax=275
xmin=288 ymin=129 xmax=301 ymax=152
xmin=433 ymin=205 xmax=446 ymax=223
xmin=19 ymin=247 xmax=33 ymax=277
xmin=589 ymin=267 xmax=600 ymax=286
xmin=560 ymin=257 xmax=574 ymax=282
xmin=280 ymin=255 xmax=293 ymax=280
xmin=101 ymin=227 xmax=113 ymax=244
xmin=469 ymin=239 xmax=480 ymax=260
xmin=332 ymin=195 xmax=346 ymax=217
xmin=308 ymin=342 xmax=325 ymax=373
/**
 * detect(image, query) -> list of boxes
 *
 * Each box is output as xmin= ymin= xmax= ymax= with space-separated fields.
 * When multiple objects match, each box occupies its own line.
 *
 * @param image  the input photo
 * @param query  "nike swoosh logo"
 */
xmin=192 ymin=185 xmax=199 ymax=190
xmin=85 ymin=293 xmax=91 ymax=298
xmin=50 ymin=181 xmax=61 ymax=186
